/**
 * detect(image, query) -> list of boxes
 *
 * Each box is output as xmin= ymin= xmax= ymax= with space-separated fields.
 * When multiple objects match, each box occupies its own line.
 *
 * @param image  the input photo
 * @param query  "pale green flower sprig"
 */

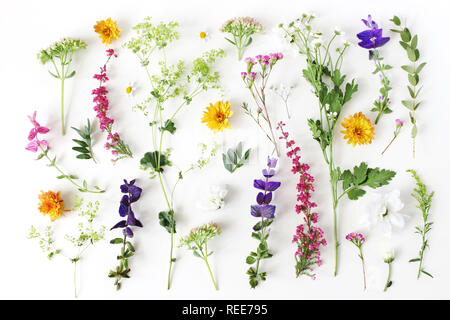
xmin=179 ymin=223 xmax=222 ymax=290
xmin=124 ymin=17 xmax=179 ymax=67
xmin=28 ymin=196 xmax=105 ymax=298
xmin=220 ymin=17 xmax=263 ymax=60
xmin=37 ymin=38 xmax=87 ymax=135
xmin=28 ymin=225 xmax=61 ymax=260
xmin=407 ymin=169 xmax=434 ymax=280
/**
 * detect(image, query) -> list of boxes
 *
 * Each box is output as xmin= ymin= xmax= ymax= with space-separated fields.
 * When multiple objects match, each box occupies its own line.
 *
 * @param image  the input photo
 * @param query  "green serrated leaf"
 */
xmin=347 ymin=188 xmax=366 ymax=200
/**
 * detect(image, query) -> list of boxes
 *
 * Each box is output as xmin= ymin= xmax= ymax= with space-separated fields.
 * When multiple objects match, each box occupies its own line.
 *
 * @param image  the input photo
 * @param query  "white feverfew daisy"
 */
xmin=199 ymin=31 xmax=210 ymax=42
xmin=125 ymin=82 xmax=136 ymax=97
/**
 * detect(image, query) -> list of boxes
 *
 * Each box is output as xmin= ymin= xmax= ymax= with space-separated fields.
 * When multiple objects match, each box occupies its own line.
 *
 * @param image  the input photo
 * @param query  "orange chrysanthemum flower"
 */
xmin=201 ymin=101 xmax=233 ymax=133
xmin=94 ymin=18 xmax=121 ymax=45
xmin=38 ymin=191 xmax=66 ymax=221
xmin=341 ymin=112 xmax=375 ymax=146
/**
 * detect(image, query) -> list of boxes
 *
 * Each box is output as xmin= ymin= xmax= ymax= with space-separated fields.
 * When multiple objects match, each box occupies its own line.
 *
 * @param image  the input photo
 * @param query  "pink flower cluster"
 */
xmin=92 ymin=49 xmax=132 ymax=161
xmin=26 ymin=111 xmax=50 ymax=153
xmin=241 ymin=53 xmax=284 ymax=82
xmin=277 ymin=121 xmax=326 ymax=278
xmin=346 ymin=232 xmax=366 ymax=247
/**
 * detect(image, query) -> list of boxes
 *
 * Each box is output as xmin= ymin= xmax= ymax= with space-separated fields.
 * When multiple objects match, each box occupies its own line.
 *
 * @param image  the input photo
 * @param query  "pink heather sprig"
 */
xmin=92 ymin=49 xmax=133 ymax=163
xmin=25 ymin=111 xmax=104 ymax=193
xmin=277 ymin=122 xmax=326 ymax=279
xmin=346 ymin=232 xmax=367 ymax=290
xmin=241 ymin=53 xmax=284 ymax=157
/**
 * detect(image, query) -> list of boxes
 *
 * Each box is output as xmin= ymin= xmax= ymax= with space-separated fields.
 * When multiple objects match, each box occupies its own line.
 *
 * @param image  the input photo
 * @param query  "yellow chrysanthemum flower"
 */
xmin=341 ymin=112 xmax=375 ymax=146
xmin=38 ymin=191 xmax=65 ymax=222
xmin=94 ymin=18 xmax=121 ymax=45
xmin=201 ymin=101 xmax=233 ymax=133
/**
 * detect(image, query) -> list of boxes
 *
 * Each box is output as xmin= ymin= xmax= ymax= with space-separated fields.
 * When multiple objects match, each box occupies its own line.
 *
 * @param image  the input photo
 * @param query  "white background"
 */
xmin=1 ymin=0 xmax=449 ymax=300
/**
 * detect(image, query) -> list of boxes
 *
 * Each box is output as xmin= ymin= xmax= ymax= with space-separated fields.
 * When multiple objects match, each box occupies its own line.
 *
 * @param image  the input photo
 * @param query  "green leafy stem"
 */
xmin=108 ymin=235 xmax=136 ymax=290
xmin=37 ymin=146 xmax=104 ymax=193
xmin=369 ymin=50 xmax=393 ymax=124
xmin=246 ymin=218 xmax=274 ymax=288
xmin=391 ymin=16 xmax=426 ymax=159
xmin=222 ymin=142 xmax=251 ymax=173
xmin=407 ymin=169 xmax=434 ymax=279
xmin=72 ymin=119 xmax=96 ymax=163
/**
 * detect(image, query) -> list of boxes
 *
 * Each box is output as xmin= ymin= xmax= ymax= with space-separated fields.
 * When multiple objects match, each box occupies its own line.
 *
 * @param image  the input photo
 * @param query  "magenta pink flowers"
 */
xmin=241 ymin=53 xmax=284 ymax=157
xmin=278 ymin=122 xmax=326 ymax=279
xmin=346 ymin=232 xmax=367 ymax=290
xmin=26 ymin=111 xmax=50 ymax=152
xmin=92 ymin=49 xmax=132 ymax=163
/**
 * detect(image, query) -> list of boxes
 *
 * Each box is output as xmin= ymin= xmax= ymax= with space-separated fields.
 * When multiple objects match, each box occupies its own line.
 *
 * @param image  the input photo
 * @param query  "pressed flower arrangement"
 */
xmin=22 ymin=11 xmax=438 ymax=297
xmin=280 ymin=14 xmax=396 ymax=276
xmin=125 ymin=17 xmax=224 ymax=289
xmin=37 ymin=38 xmax=87 ymax=135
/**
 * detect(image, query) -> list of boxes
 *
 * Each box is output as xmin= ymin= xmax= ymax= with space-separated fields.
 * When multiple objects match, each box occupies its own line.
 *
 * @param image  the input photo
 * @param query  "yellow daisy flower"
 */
xmin=201 ymin=101 xmax=233 ymax=133
xmin=38 ymin=191 xmax=66 ymax=222
xmin=341 ymin=112 xmax=375 ymax=146
xmin=94 ymin=18 xmax=121 ymax=45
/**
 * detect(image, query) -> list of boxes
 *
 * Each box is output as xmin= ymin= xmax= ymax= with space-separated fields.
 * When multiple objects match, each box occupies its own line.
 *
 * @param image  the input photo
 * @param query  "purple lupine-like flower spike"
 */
xmin=112 ymin=179 xmax=143 ymax=235
xmin=250 ymin=157 xmax=281 ymax=220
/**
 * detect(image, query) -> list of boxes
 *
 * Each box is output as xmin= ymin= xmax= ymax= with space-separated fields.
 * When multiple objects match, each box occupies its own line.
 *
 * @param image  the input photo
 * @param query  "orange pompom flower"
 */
xmin=94 ymin=18 xmax=121 ymax=45
xmin=341 ymin=112 xmax=375 ymax=146
xmin=38 ymin=191 xmax=66 ymax=221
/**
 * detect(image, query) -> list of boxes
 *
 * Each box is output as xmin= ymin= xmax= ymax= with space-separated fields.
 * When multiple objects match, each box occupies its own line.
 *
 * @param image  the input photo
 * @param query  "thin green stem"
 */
xmin=384 ymin=262 xmax=392 ymax=292
xmin=61 ymin=77 xmax=66 ymax=135
xmin=39 ymin=146 xmax=103 ymax=193
xmin=359 ymin=247 xmax=367 ymax=290
xmin=204 ymin=257 xmax=218 ymax=290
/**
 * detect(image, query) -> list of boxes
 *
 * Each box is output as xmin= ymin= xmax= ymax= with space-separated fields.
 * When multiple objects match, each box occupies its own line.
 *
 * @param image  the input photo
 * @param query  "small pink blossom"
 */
xmin=26 ymin=111 xmax=50 ymax=153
